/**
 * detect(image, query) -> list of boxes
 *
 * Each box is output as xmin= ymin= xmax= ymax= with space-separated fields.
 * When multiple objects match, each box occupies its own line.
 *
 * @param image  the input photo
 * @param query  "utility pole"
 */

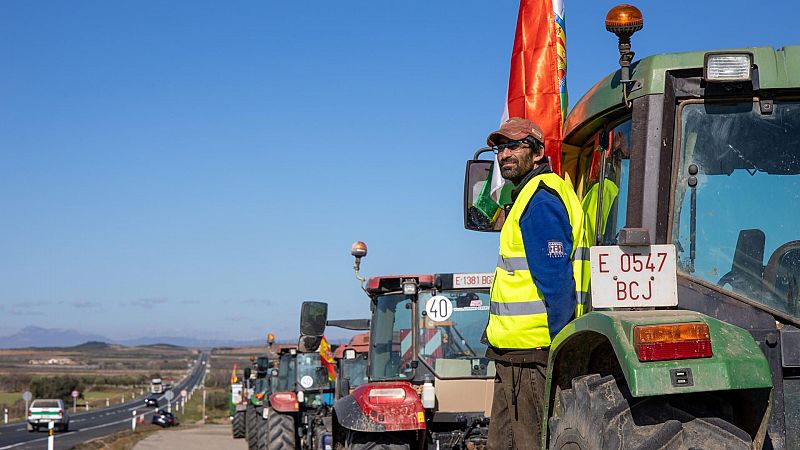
xmin=202 ymin=388 xmax=206 ymax=424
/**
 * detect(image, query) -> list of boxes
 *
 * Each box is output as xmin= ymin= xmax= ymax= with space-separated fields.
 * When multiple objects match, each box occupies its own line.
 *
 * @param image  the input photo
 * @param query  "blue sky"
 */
xmin=1 ymin=1 xmax=796 ymax=341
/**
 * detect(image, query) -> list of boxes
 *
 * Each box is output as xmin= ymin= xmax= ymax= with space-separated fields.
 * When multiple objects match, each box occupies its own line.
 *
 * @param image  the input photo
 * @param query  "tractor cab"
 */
xmin=366 ymin=273 xmax=495 ymax=382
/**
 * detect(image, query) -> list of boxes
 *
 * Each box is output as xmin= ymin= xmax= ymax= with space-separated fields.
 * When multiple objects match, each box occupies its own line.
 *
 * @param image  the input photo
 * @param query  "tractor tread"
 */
xmin=548 ymin=374 xmax=752 ymax=450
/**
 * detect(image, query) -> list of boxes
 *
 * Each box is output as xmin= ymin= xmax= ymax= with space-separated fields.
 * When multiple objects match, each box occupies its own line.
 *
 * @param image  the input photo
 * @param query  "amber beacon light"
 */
xmin=605 ymin=4 xmax=644 ymax=105
xmin=605 ymin=4 xmax=644 ymax=37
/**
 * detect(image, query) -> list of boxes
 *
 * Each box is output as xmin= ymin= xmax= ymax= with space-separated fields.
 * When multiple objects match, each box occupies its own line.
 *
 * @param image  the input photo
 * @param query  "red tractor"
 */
xmin=300 ymin=242 xmax=495 ymax=450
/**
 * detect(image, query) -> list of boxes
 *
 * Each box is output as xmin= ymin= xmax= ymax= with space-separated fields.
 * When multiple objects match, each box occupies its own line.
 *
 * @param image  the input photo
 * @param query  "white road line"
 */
xmin=0 ymin=411 xmax=154 ymax=450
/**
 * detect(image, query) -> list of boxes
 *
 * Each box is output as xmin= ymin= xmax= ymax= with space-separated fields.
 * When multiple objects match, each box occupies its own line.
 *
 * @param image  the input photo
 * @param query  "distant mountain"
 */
xmin=116 ymin=336 xmax=264 ymax=348
xmin=0 ymin=326 xmax=110 ymax=349
xmin=0 ymin=327 xmax=265 ymax=349
xmin=0 ymin=326 xmax=356 ymax=349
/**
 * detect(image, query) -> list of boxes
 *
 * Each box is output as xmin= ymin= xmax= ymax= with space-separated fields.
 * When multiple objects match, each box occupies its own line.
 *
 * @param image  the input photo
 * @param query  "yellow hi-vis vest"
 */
xmin=486 ymin=172 xmax=591 ymax=350
xmin=581 ymin=179 xmax=620 ymax=245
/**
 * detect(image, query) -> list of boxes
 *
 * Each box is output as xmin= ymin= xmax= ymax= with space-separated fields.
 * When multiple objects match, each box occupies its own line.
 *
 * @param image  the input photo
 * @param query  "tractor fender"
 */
xmin=546 ymin=310 xmax=772 ymax=400
xmin=333 ymin=394 xmax=386 ymax=433
xmin=333 ymin=382 xmax=426 ymax=432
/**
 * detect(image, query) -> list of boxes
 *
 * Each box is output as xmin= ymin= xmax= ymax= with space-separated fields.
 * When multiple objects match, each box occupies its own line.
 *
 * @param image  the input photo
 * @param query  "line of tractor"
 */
xmin=226 ymin=3 xmax=800 ymax=449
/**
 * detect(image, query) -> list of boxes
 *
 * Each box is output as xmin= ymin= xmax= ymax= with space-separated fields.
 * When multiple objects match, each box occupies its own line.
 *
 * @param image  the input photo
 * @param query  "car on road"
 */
xmin=27 ymin=399 xmax=69 ymax=432
xmin=152 ymin=409 xmax=178 ymax=427
xmin=144 ymin=395 xmax=160 ymax=407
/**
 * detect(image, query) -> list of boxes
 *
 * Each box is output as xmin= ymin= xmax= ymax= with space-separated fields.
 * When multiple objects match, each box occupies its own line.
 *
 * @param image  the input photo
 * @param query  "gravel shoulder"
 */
xmin=132 ymin=424 xmax=247 ymax=450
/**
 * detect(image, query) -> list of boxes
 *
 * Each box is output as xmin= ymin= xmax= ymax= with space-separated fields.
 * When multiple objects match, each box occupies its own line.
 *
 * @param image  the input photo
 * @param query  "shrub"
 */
xmin=29 ymin=375 xmax=84 ymax=404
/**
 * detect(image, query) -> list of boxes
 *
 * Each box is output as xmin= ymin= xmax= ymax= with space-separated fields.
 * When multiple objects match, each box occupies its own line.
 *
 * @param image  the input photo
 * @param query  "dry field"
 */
xmin=0 ymin=342 xmax=197 ymax=422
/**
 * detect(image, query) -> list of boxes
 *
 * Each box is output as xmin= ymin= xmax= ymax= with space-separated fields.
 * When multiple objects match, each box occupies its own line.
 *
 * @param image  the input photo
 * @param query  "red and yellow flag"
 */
xmin=503 ymin=0 xmax=568 ymax=175
xmin=230 ymin=363 xmax=238 ymax=384
xmin=319 ymin=336 xmax=336 ymax=381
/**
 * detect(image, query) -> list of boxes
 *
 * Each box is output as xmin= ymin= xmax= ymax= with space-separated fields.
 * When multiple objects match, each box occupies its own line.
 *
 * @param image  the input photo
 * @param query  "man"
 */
xmin=483 ymin=117 xmax=587 ymax=450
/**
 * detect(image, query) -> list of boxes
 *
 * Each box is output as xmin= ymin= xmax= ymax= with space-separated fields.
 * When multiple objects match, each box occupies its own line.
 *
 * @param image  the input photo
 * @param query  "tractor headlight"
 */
xmin=704 ymin=52 xmax=753 ymax=82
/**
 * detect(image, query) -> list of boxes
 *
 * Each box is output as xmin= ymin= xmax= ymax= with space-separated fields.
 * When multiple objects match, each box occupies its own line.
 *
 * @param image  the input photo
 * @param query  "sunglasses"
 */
xmin=492 ymin=139 xmax=532 ymax=153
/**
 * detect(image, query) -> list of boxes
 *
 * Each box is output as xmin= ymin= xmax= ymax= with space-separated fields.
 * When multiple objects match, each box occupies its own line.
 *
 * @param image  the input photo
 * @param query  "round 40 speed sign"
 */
xmin=425 ymin=295 xmax=453 ymax=322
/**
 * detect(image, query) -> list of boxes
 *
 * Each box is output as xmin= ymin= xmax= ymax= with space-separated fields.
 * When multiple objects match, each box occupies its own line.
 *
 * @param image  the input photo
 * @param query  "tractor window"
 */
xmin=340 ymin=355 xmax=369 ymax=390
xmin=672 ymin=100 xmax=800 ymax=317
xmin=370 ymin=294 xmax=413 ymax=380
xmin=275 ymin=353 xmax=295 ymax=392
xmin=254 ymin=377 xmax=269 ymax=395
xmin=418 ymin=289 xmax=492 ymax=378
xmin=296 ymin=353 xmax=332 ymax=391
xmin=580 ymin=120 xmax=631 ymax=245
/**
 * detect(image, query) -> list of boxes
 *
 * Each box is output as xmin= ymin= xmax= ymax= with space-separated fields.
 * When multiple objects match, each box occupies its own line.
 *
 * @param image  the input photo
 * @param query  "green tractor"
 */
xmin=464 ymin=5 xmax=799 ymax=449
xmin=267 ymin=345 xmax=337 ymax=450
xmin=230 ymin=365 xmax=251 ymax=439
xmin=247 ymin=334 xmax=280 ymax=450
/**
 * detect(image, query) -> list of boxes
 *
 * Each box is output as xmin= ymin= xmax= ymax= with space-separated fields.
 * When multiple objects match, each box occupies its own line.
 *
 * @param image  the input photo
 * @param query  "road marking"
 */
xmin=0 ymin=411 xmax=155 ymax=450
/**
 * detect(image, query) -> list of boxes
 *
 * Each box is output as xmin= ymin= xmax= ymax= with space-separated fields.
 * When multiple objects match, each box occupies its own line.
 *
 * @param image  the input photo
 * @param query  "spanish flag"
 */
xmin=319 ymin=336 xmax=336 ymax=381
xmin=230 ymin=363 xmax=238 ymax=384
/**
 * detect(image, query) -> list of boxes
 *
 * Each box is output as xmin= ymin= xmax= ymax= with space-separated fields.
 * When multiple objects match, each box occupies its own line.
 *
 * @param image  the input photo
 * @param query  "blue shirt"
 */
xmin=519 ymin=188 xmax=576 ymax=340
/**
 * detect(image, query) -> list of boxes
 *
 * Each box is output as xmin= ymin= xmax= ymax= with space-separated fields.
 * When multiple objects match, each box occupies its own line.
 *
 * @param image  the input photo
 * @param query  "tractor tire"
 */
xmin=268 ymin=411 xmax=296 ymax=450
xmin=233 ymin=410 xmax=247 ymax=439
xmin=346 ymin=431 xmax=413 ymax=450
xmin=314 ymin=424 xmax=332 ymax=450
xmin=256 ymin=408 xmax=270 ymax=450
xmin=548 ymin=374 xmax=752 ymax=450
xmin=247 ymin=404 xmax=259 ymax=450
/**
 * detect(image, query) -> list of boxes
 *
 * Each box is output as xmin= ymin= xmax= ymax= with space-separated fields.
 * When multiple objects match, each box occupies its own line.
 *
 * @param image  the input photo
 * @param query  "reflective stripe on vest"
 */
xmin=489 ymin=300 xmax=547 ymax=316
xmin=486 ymin=172 xmax=591 ymax=350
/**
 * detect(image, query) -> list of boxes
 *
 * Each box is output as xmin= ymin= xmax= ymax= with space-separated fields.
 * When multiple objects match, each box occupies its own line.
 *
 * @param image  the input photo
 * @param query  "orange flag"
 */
xmin=504 ymin=0 xmax=568 ymax=175
xmin=230 ymin=363 xmax=238 ymax=384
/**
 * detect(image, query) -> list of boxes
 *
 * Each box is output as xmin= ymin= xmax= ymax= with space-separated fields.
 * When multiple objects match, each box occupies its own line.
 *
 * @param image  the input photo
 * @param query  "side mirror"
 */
xmin=243 ymin=367 xmax=251 ymax=380
xmin=300 ymin=301 xmax=328 ymax=337
xmin=464 ymin=154 xmax=509 ymax=232
xmin=298 ymin=335 xmax=323 ymax=353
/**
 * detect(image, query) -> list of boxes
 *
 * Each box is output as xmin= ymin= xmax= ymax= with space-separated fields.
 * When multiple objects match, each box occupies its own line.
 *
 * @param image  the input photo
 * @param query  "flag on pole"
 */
xmin=319 ymin=336 xmax=336 ymax=381
xmin=476 ymin=0 xmax=568 ymax=224
xmin=230 ymin=363 xmax=238 ymax=384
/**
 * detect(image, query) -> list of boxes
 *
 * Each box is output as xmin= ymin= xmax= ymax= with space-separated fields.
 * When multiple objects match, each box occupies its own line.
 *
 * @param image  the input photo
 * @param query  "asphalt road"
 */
xmin=0 ymin=352 xmax=209 ymax=450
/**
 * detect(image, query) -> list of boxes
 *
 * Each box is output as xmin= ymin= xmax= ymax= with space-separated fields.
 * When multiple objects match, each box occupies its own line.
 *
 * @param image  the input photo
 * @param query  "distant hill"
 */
xmin=0 ymin=326 xmax=110 ymax=349
xmin=69 ymin=340 xmax=112 ymax=350
xmin=0 ymin=327 xmax=264 ymax=349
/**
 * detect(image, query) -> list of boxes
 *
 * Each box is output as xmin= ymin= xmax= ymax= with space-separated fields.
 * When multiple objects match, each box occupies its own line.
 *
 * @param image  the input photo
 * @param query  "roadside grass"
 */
xmin=73 ymin=423 xmax=162 ymax=450
xmin=84 ymin=389 xmax=140 ymax=406
xmin=0 ymin=392 xmax=20 ymax=405
xmin=176 ymin=387 xmax=230 ymax=425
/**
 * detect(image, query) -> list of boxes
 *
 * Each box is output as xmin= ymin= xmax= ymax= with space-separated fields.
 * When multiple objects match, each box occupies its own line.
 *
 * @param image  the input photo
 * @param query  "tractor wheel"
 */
xmin=247 ymin=404 xmax=259 ymax=450
xmin=232 ymin=410 xmax=247 ymax=439
xmin=268 ymin=411 xmax=296 ymax=450
xmin=548 ymin=374 xmax=752 ymax=450
xmin=346 ymin=431 xmax=413 ymax=450
xmin=314 ymin=424 xmax=332 ymax=450
xmin=256 ymin=408 xmax=270 ymax=450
